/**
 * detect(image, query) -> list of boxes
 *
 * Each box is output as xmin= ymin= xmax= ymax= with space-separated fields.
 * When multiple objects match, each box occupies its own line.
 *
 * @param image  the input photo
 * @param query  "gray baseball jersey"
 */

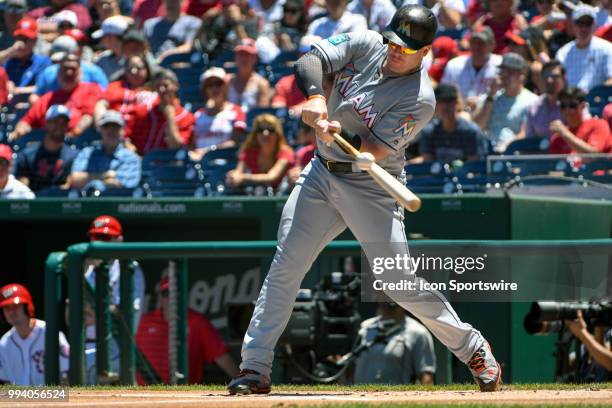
xmin=313 ymin=30 xmax=435 ymax=175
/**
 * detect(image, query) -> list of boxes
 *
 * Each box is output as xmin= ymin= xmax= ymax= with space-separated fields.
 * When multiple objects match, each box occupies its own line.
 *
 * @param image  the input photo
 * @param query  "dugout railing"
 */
xmin=43 ymin=239 xmax=612 ymax=385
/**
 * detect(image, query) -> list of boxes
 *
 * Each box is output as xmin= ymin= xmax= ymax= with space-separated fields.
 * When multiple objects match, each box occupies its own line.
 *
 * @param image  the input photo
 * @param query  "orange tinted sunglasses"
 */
xmin=384 ymin=38 xmax=418 ymax=55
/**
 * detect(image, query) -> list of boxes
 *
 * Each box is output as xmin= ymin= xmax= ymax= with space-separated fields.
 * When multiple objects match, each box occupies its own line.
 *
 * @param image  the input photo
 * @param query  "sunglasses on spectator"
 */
xmin=560 ymin=101 xmax=579 ymax=109
xmin=383 ymin=37 xmax=418 ymax=55
xmin=543 ymin=72 xmax=562 ymax=79
xmin=205 ymin=79 xmax=224 ymax=88
xmin=575 ymin=18 xmax=594 ymax=27
xmin=256 ymin=125 xmax=276 ymax=133
xmin=284 ymin=7 xmax=301 ymax=14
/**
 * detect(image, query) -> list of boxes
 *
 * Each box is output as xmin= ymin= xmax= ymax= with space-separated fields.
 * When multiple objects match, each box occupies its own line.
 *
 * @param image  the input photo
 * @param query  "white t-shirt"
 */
xmin=193 ymin=104 xmax=247 ymax=149
xmin=0 ymin=319 xmax=69 ymax=385
xmin=347 ymin=0 xmax=397 ymax=33
xmin=306 ymin=12 xmax=369 ymax=39
xmin=556 ymin=36 xmax=612 ymax=92
xmin=441 ymin=53 xmax=502 ymax=100
xmin=249 ymin=0 xmax=286 ymax=25
xmin=402 ymin=0 xmax=465 ymax=16
xmin=0 ymin=175 xmax=35 ymax=199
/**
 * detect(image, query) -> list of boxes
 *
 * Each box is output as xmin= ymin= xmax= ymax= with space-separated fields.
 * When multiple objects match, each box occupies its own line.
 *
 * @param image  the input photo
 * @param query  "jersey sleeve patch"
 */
xmin=328 ymin=34 xmax=349 ymax=46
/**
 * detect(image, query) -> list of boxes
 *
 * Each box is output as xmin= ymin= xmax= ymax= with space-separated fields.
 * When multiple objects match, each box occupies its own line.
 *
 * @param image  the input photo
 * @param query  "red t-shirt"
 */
xmin=549 ymin=119 xmax=612 ymax=154
xmin=603 ymin=103 xmax=612 ymax=131
xmin=103 ymin=80 xmax=158 ymax=123
xmin=21 ymin=83 xmax=103 ymax=131
xmin=132 ymin=0 xmax=199 ymax=26
xmin=295 ymin=144 xmax=315 ymax=168
xmin=135 ymin=309 xmax=228 ymax=385
xmin=483 ymin=14 xmax=520 ymax=55
xmin=0 ymin=67 xmax=8 ymax=106
xmin=126 ymin=98 xmax=195 ymax=155
xmin=272 ymin=75 xmax=306 ymax=109
xmin=239 ymin=145 xmax=295 ymax=187
xmin=27 ymin=4 xmax=93 ymax=31
xmin=182 ymin=0 xmax=221 ymax=18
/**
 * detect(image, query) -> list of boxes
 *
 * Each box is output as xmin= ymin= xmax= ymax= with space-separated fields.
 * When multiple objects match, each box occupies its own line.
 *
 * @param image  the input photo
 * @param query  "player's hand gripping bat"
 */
xmin=331 ymin=132 xmax=422 ymax=212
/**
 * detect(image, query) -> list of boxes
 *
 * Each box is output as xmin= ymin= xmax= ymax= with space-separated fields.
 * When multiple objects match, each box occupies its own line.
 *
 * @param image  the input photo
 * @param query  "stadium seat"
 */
xmin=246 ymin=107 xmax=289 ymax=130
xmin=199 ymin=146 xmax=239 ymax=171
xmin=142 ymin=164 xmax=205 ymax=197
xmin=35 ymin=186 xmax=81 ymax=198
xmin=579 ymin=158 xmax=612 ymax=183
xmin=142 ymin=148 xmax=191 ymax=175
xmin=9 ymin=129 xmax=45 ymax=152
xmin=270 ymin=50 xmax=300 ymax=68
xmin=405 ymin=161 xmax=450 ymax=179
xmin=511 ymin=158 xmax=569 ymax=176
xmin=504 ymin=138 xmax=550 ymax=155
xmin=452 ymin=160 xmax=488 ymax=193
xmin=160 ymin=52 xmax=209 ymax=68
xmin=586 ymin=85 xmax=612 ymax=117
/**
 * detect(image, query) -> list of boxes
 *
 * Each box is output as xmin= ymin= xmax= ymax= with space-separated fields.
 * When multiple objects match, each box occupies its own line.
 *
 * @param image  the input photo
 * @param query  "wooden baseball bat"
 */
xmin=331 ymin=132 xmax=422 ymax=212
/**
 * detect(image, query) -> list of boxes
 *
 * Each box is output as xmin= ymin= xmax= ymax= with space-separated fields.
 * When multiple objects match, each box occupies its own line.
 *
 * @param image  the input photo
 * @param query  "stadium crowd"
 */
xmin=0 ymin=0 xmax=610 ymax=199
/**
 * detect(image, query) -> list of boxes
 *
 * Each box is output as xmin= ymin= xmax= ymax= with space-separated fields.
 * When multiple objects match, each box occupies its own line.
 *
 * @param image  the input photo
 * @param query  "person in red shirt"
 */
xmin=0 ymin=67 xmax=8 ymax=106
xmin=428 ymin=36 xmax=458 ymax=84
xmin=474 ymin=0 xmax=528 ymax=55
xmin=226 ymin=113 xmax=294 ymax=191
xmin=27 ymin=0 xmax=92 ymax=32
xmin=94 ymin=55 xmax=157 ymax=125
xmin=549 ymin=87 xmax=612 ymax=154
xmin=9 ymin=54 xmax=102 ymax=142
xmin=135 ymin=275 xmax=239 ymax=384
xmin=126 ymin=69 xmax=195 ymax=155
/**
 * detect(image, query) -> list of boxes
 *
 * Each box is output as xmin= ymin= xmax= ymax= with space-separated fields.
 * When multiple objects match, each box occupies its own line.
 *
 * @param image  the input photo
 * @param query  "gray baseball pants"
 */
xmin=241 ymin=158 xmax=485 ymax=377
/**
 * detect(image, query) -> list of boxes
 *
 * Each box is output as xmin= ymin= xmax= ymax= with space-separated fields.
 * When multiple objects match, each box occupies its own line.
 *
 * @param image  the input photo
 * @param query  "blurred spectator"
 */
xmin=0 ymin=0 xmax=28 ymax=51
xmin=473 ymin=52 xmax=538 ymax=152
xmin=0 ymin=67 xmax=8 ymax=106
xmin=595 ymin=20 xmax=612 ymax=42
xmin=530 ymin=0 xmax=567 ymax=38
xmin=270 ymin=35 xmax=322 ymax=115
xmin=55 ymin=9 xmax=78 ymax=32
xmin=473 ymin=0 xmax=528 ymax=55
xmin=92 ymin=15 xmax=130 ymax=79
xmin=0 ymin=283 xmax=68 ymax=384
xmin=93 ymin=0 xmax=131 ymax=25
xmin=306 ymin=0 xmax=368 ymax=39
xmin=10 ymin=54 xmax=103 ymax=141
xmin=132 ymin=0 xmax=166 ymax=27
xmin=263 ymin=0 xmax=309 ymax=52
xmin=26 ymin=0 xmax=93 ymax=38
xmin=71 ymin=110 xmax=142 ymax=190
xmin=401 ymin=0 xmax=464 ymax=30
xmin=603 ymin=103 xmax=612 ymax=130
xmin=190 ymin=67 xmax=247 ymax=161
xmin=466 ymin=0 xmax=486 ymax=26
xmin=228 ymin=38 xmax=271 ymax=112
xmin=120 ymin=27 xmax=158 ymax=71
xmin=126 ymin=69 xmax=194 ymax=155
xmin=226 ymin=113 xmax=294 ymax=190
xmin=353 ymin=303 xmax=435 ymax=385
xmin=549 ymin=87 xmax=612 ymax=154
xmin=191 ymin=0 xmax=259 ymax=60
xmin=287 ymin=120 xmax=315 ymax=185
xmin=250 ymin=0 xmax=286 ymax=29
xmin=0 ymin=144 xmax=35 ymax=199
xmin=14 ymin=104 xmax=77 ymax=192
xmin=427 ymin=36 xmax=458 ymax=85
xmin=182 ymin=0 xmax=222 ymax=18
xmin=95 ymin=54 xmax=157 ymax=125
xmin=595 ymin=0 xmax=612 ymax=28
xmin=555 ymin=4 xmax=612 ymax=92
xmin=416 ymin=84 xmax=486 ymax=163
xmin=135 ymin=274 xmax=239 ymax=385
xmin=32 ymin=35 xmax=108 ymax=101
xmin=441 ymin=26 xmax=502 ymax=110
xmin=505 ymin=26 xmax=550 ymax=93
xmin=0 ymin=18 xmax=52 ymax=96
xmin=63 ymin=28 xmax=94 ymax=62
xmin=83 ymin=214 xmax=146 ymax=384
xmin=524 ymin=60 xmax=566 ymax=139
xmin=348 ymin=0 xmax=395 ymax=32
xmin=143 ymin=0 xmax=202 ymax=63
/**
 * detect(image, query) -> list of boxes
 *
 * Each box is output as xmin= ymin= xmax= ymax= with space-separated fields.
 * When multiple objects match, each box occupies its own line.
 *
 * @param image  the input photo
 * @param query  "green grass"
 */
xmin=4 ymin=382 xmax=606 ymax=392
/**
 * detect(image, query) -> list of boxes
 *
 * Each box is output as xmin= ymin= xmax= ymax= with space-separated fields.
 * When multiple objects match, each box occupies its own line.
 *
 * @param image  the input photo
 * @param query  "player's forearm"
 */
xmin=295 ymin=50 xmax=329 ymax=97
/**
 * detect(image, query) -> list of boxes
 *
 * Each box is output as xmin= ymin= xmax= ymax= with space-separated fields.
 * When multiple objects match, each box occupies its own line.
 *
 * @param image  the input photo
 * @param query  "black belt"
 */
xmin=316 ymin=153 xmax=360 ymax=174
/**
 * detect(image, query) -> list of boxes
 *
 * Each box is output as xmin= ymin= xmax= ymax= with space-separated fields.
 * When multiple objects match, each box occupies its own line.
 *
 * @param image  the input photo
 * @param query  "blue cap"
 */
xmin=45 ymin=104 xmax=71 ymax=121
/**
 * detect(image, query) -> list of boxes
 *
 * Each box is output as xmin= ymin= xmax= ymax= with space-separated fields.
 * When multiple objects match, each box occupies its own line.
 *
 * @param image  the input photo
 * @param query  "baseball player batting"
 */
xmin=228 ymin=5 xmax=502 ymax=394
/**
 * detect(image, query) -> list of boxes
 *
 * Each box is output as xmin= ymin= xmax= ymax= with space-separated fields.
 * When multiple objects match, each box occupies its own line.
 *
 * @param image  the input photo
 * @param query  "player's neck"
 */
xmin=382 ymin=58 xmax=421 ymax=77
xmin=15 ymin=318 xmax=35 ymax=340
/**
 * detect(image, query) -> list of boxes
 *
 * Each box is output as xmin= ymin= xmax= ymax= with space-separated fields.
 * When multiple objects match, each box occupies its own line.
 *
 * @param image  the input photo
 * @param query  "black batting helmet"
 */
xmin=382 ymin=5 xmax=438 ymax=50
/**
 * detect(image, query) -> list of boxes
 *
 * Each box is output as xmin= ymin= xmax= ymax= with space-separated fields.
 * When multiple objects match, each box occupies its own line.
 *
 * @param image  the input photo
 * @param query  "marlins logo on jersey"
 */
xmin=393 ymin=114 xmax=417 ymax=144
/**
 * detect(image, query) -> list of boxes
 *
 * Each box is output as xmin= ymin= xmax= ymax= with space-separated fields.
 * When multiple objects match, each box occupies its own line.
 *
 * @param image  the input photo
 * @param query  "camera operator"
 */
xmin=352 ymin=303 xmax=436 ymax=385
xmin=565 ymin=310 xmax=612 ymax=381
